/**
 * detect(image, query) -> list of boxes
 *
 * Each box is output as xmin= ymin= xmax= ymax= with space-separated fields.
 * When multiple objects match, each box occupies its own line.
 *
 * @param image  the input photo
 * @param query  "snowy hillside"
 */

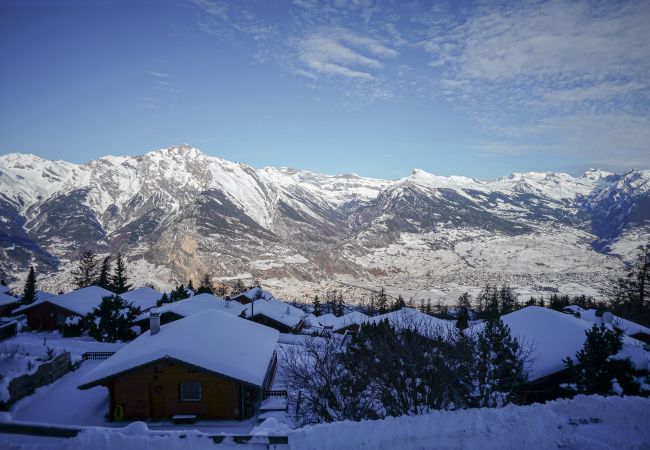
xmin=0 ymin=145 xmax=648 ymax=301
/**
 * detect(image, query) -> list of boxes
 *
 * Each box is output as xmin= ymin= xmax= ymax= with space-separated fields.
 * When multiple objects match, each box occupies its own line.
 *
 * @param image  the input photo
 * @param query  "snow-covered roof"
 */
xmin=579 ymin=309 xmax=650 ymax=337
xmin=0 ymin=292 xmax=19 ymax=307
xmin=121 ymin=287 xmax=162 ymax=312
xmin=12 ymin=286 xmax=115 ymax=316
xmin=364 ymin=308 xmax=454 ymax=335
xmin=332 ymin=311 xmax=369 ymax=332
xmin=317 ymin=313 xmax=338 ymax=328
xmin=134 ymin=293 xmax=245 ymax=322
xmin=0 ymin=285 xmax=9 ymax=294
xmin=234 ymin=287 xmax=274 ymax=301
xmin=79 ymin=309 xmax=279 ymax=389
xmin=245 ymin=299 xmax=306 ymax=328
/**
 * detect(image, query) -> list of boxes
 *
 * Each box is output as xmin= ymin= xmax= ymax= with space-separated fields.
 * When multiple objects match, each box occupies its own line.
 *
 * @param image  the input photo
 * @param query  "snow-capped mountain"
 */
xmin=0 ymin=145 xmax=648 ymax=299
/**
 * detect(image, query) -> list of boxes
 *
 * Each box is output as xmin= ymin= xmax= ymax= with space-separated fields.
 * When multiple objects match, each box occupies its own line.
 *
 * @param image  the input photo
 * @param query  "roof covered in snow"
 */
xmin=13 ymin=286 xmax=115 ymax=315
xmin=79 ymin=309 xmax=279 ymax=388
xmin=317 ymin=313 xmax=338 ymax=327
xmin=134 ymin=293 xmax=245 ymax=322
xmin=479 ymin=306 xmax=649 ymax=380
xmin=0 ymin=292 xmax=18 ymax=307
xmin=578 ymin=309 xmax=650 ymax=337
xmin=0 ymin=285 xmax=9 ymax=294
xmin=332 ymin=311 xmax=369 ymax=331
xmin=364 ymin=308 xmax=455 ymax=335
xmin=233 ymin=287 xmax=274 ymax=301
xmin=245 ymin=299 xmax=306 ymax=328
xmin=121 ymin=287 xmax=162 ymax=312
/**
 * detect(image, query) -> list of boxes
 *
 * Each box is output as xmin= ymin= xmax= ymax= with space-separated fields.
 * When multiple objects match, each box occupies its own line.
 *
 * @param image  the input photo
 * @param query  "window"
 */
xmin=179 ymin=381 xmax=202 ymax=401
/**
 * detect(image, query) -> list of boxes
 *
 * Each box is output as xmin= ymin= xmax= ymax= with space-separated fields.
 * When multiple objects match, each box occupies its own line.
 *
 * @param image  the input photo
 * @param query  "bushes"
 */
xmin=284 ymin=317 xmax=528 ymax=425
xmin=62 ymin=316 xmax=83 ymax=338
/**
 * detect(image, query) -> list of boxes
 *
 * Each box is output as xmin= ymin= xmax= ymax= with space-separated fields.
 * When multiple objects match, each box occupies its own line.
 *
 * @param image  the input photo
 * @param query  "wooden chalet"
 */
xmin=246 ymin=299 xmax=306 ymax=334
xmin=78 ymin=309 xmax=280 ymax=421
xmin=12 ymin=286 xmax=113 ymax=331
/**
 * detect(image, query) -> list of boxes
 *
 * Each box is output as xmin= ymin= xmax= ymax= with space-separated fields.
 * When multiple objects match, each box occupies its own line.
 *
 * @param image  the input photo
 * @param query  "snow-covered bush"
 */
xmin=62 ymin=315 xmax=83 ymax=338
xmin=87 ymin=295 xmax=141 ymax=343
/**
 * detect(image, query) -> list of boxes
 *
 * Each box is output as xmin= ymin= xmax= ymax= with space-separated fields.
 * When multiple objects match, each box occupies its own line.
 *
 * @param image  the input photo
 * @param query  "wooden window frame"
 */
xmin=179 ymin=381 xmax=202 ymax=402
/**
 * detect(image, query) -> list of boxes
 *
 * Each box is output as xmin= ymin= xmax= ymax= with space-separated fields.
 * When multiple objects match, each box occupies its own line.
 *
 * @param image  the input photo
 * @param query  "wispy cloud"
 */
xmin=297 ymin=28 xmax=398 ymax=80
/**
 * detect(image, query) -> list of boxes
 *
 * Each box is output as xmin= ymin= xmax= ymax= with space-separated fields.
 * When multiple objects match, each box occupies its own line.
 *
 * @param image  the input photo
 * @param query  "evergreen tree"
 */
xmin=21 ymin=265 xmax=37 ymax=305
xmin=336 ymin=292 xmax=345 ymax=316
xmin=612 ymin=243 xmax=650 ymax=326
xmin=312 ymin=295 xmax=322 ymax=316
xmin=0 ymin=279 xmax=7 ymax=286
xmin=110 ymin=253 xmax=132 ymax=294
xmin=376 ymin=288 xmax=388 ymax=315
xmin=564 ymin=323 xmax=648 ymax=396
xmin=456 ymin=292 xmax=472 ymax=330
xmin=231 ymin=278 xmax=246 ymax=295
xmin=214 ymin=281 xmax=229 ymax=297
xmin=391 ymin=295 xmax=406 ymax=312
xmin=499 ymin=285 xmax=517 ymax=315
xmin=96 ymin=256 xmax=112 ymax=290
xmin=71 ymin=250 xmax=99 ymax=289
xmin=196 ymin=274 xmax=214 ymax=295
xmin=169 ymin=284 xmax=190 ymax=302
xmin=156 ymin=292 xmax=171 ymax=307
xmin=187 ymin=279 xmax=195 ymax=292
xmin=88 ymin=295 xmax=140 ymax=343
xmin=472 ymin=318 xmax=527 ymax=407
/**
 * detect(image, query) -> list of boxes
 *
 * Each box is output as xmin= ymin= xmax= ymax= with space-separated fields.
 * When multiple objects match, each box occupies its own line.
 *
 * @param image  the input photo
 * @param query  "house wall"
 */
xmin=106 ymin=360 xmax=259 ymax=420
xmin=334 ymin=323 xmax=360 ymax=334
xmin=251 ymin=315 xmax=293 ymax=333
xmin=23 ymin=303 xmax=86 ymax=331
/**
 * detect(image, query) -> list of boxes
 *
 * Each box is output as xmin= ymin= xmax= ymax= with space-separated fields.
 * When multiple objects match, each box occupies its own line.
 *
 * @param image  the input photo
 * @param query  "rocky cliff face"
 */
xmin=0 ymin=145 xmax=648 ymax=296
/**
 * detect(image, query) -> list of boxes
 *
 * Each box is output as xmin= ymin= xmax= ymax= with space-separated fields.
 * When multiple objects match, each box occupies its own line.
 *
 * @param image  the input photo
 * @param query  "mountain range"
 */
xmin=1 ymin=145 xmax=648 ymax=302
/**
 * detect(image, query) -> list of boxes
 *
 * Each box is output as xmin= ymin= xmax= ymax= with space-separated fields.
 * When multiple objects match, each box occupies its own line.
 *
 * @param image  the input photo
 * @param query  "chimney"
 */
xmin=286 ymin=305 xmax=290 ymax=315
xmin=150 ymin=310 xmax=160 ymax=336
xmin=225 ymin=296 xmax=231 ymax=309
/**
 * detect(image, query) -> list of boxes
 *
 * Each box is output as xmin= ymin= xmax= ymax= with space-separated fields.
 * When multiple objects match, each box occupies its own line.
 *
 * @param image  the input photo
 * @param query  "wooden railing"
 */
xmin=0 ymin=320 xmax=17 ymax=341
xmin=263 ymin=389 xmax=288 ymax=399
xmin=81 ymin=352 xmax=115 ymax=361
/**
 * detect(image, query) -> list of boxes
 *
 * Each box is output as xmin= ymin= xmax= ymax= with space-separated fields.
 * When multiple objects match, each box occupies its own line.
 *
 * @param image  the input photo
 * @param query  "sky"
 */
xmin=1 ymin=0 xmax=649 ymax=180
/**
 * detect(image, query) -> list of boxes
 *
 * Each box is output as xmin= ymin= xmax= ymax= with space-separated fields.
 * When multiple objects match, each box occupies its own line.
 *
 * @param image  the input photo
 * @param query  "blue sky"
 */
xmin=1 ymin=0 xmax=649 ymax=179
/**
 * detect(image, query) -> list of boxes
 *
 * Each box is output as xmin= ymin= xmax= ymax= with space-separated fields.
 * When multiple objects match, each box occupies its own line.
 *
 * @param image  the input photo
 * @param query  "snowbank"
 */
xmin=289 ymin=395 xmax=650 ymax=450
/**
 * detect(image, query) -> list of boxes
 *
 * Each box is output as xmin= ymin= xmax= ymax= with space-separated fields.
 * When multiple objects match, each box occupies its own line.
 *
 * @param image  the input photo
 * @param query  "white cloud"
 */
xmin=298 ymin=28 xmax=398 ymax=79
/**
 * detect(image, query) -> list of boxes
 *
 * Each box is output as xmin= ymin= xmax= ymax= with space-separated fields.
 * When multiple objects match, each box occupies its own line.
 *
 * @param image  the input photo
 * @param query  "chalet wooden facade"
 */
xmin=12 ymin=286 xmax=114 ymax=331
xmin=85 ymin=355 xmax=277 ymax=420
xmin=79 ymin=309 xmax=280 ymax=421
xmin=250 ymin=313 xmax=304 ymax=334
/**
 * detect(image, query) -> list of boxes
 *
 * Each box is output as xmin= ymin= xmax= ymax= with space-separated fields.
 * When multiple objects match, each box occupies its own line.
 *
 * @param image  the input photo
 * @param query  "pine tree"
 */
xmin=187 ymin=279 xmax=195 ymax=292
xmin=377 ymin=288 xmax=388 ymax=315
xmin=231 ymin=278 xmax=246 ymax=295
xmin=71 ymin=250 xmax=99 ymax=289
xmin=456 ymin=292 xmax=472 ymax=330
xmin=170 ymin=284 xmax=190 ymax=302
xmin=473 ymin=318 xmax=526 ymax=407
xmin=96 ymin=256 xmax=112 ymax=290
xmin=391 ymin=295 xmax=406 ymax=312
xmin=110 ymin=253 xmax=132 ymax=294
xmin=156 ymin=292 xmax=171 ymax=307
xmin=312 ymin=295 xmax=322 ymax=316
xmin=336 ymin=292 xmax=345 ymax=316
xmin=196 ymin=274 xmax=214 ymax=295
xmin=21 ymin=265 xmax=37 ymax=305
xmin=215 ymin=281 xmax=229 ymax=297
xmin=0 ymin=279 xmax=7 ymax=286
xmin=88 ymin=295 xmax=140 ymax=343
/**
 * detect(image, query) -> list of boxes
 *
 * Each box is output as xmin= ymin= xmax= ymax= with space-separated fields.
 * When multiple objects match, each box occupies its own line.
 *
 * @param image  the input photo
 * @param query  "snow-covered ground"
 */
xmin=0 ymin=395 xmax=647 ymax=449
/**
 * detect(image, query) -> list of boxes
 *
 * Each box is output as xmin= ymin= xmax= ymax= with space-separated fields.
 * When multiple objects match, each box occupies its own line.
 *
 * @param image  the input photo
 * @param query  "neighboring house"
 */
xmin=316 ymin=313 xmax=338 ymax=329
xmin=133 ymin=293 xmax=245 ymax=331
xmin=332 ymin=311 xmax=369 ymax=334
xmin=231 ymin=287 xmax=273 ymax=305
xmin=12 ymin=286 xmax=114 ymax=331
xmin=78 ymin=310 xmax=279 ymax=421
xmin=579 ymin=308 xmax=650 ymax=345
xmin=245 ymin=299 xmax=306 ymax=333
xmin=0 ymin=292 xmax=19 ymax=316
xmin=364 ymin=308 xmax=454 ymax=337
xmin=121 ymin=287 xmax=162 ymax=313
